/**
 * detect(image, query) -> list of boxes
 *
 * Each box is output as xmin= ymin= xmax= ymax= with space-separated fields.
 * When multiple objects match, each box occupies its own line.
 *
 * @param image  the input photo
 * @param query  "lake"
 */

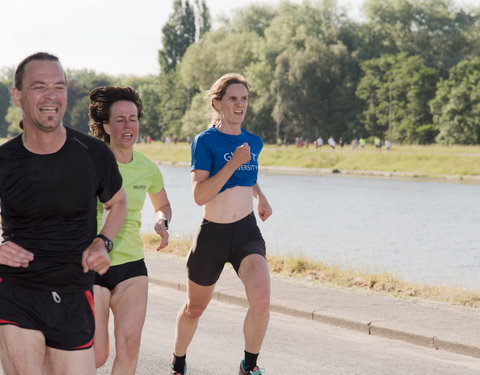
xmin=141 ymin=165 xmax=480 ymax=291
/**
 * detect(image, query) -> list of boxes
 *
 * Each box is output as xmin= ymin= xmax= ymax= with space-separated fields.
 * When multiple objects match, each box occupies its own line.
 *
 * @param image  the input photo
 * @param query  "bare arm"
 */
xmin=81 ymin=187 xmax=127 ymax=274
xmin=193 ymin=142 xmax=251 ymax=205
xmin=150 ymin=188 xmax=172 ymax=251
xmin=253 ymin=183 xmax=272 ymax=221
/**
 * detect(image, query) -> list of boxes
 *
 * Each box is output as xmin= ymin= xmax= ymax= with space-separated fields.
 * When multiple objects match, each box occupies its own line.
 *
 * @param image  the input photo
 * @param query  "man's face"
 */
xmin=13 ymin=60 xmax=67 ymax=132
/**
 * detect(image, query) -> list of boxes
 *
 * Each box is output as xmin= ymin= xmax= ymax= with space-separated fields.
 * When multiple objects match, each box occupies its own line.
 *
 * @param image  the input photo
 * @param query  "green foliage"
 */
xmin=228 ymin=4 xmax=277 ymax=37
xmin=181 ymin=92 xmax=210 ymax=138
xmin=65 ymin=69 xmax=115 ymax=132
xmin=0 ymin=82 xmax=10 ymax=137
xmin=356 ymin=53 xmax=438 ymax=143
xmin=138 ymin=82 xmax=163 ymax=140
xmin=5 ymin=105 xmax=21 ymax=136
xmin=158 ymin=0 xmax=211 ymax=73
xmin=363 ymin=0 xmax=478 ymax=74
xmin=2 ymin=0 xmax=480 ymax=145
xmin=159 ymin=0 xmax=196 ymax=73
xmin=431 ymin=59 xmax=480 ymax=145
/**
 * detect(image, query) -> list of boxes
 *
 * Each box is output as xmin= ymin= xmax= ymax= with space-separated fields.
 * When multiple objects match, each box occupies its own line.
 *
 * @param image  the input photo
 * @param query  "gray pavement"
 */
xmin=145 ymin=252 xmax=480 ymax=360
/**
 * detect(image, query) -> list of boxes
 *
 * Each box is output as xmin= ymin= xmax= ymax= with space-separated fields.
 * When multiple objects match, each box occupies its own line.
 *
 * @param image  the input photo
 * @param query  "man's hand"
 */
xmin=0 ymin=241 xmax=34 ymax=268
xmin=81 ymin=238 xmax=110 ymax=275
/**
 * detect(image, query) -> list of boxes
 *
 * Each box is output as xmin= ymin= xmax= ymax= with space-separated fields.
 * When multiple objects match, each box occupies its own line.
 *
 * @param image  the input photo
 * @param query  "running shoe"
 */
xmin=239 ymin=360 xmax=265 ymax=375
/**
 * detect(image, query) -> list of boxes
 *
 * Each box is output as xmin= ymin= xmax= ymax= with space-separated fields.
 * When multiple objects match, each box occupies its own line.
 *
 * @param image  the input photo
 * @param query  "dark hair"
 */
xmin=14 ymin=52 xmax=62 ymax=90
xmin=89 ymin=86 xmax=144 ymax=144
xmin=206 ymin=73 xmax=249 ymax=125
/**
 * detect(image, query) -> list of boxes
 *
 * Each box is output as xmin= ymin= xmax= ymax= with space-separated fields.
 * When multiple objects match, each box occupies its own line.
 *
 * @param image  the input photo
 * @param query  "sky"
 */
xmin=1 ymin=0 xmax=478 ymax=77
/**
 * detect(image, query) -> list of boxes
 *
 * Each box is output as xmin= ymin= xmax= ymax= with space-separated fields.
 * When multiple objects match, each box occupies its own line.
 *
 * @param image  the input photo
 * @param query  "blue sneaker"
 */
xmin=239 ymin=360 xmax=265 ymax=375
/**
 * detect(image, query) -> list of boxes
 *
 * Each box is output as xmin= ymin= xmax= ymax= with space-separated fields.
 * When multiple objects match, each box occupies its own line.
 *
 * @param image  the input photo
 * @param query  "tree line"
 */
xmin=1 ymin=0 xmax=480 ymax=145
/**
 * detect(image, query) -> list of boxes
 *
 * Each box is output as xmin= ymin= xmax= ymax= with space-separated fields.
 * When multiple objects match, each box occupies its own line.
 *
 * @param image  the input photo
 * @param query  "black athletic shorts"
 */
xmin=187 ymin=212 xmax=266 ymax=286
xmin=0 ymin=278 xmax=95 ymax=350
xmin=94 ymin=258 xmax=148 ymax=291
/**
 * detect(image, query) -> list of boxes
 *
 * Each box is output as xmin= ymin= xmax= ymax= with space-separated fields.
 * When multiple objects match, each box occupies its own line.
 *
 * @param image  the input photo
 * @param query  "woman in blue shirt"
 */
xmin=171 ymin=73 xmax=272 ymax=375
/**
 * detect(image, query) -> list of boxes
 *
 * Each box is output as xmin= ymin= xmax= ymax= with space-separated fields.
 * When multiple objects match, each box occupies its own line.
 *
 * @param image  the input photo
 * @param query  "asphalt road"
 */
xmin=96 ymin=284 xmax=480 ymax=375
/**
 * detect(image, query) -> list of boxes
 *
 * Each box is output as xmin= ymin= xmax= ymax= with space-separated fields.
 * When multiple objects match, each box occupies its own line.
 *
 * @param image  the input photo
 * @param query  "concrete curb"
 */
xmin=148 ymin=275 xmax=480 ymax=360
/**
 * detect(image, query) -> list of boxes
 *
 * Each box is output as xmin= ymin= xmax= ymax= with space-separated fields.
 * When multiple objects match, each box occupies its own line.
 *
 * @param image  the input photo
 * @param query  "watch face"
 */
xmin=97 ymin=234 xmax=113 ymax=252
xmin=105 ymin=240 xmax=113 ymax=251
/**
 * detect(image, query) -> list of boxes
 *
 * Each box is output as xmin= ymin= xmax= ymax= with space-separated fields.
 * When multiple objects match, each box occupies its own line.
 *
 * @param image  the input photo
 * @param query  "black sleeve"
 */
xmin=96 ymin=143 xmax=123 ymax=203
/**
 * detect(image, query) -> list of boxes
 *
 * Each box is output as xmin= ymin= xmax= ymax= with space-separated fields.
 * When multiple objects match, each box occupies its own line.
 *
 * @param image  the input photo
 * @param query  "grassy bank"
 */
xmin=142 ymin=234 xmax=480 ymax=309
xmin=2 ymin=137 xmax=480 ymax=179
xmin=134 ymin=142 xmax=480 ymax=180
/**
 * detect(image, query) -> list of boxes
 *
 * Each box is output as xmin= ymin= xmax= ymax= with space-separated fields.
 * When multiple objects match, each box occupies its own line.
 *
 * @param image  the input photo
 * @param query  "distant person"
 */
xmin=352 ymin=138 xmax=359 ymax=150
xmin=89 ymin=86 xmax=172 ymax=375
xmin=359 ymin=137 xmax=366 ymax=148
xmin=328 ymin=136 xmax=336 ymax=150
xmin=0 ymin=52 xmax=127 ymax=375
xmin=170 ymin=73 xmax=272 ymax=375
xmin=339 ymin=137 xmax=344 ymax=148
xmin=385 ymin=139 xmax=392 ymax=151
xmin=316 ymin=137 xmax=323 ymax=149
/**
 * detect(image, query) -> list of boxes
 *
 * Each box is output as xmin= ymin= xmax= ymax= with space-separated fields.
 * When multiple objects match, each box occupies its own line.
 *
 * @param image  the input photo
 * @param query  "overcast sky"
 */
xmin=1 ymin=0 xmax=477 ymax=76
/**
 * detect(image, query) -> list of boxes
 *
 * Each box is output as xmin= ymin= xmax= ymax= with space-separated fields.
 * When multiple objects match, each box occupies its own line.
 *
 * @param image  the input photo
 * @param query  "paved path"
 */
xmin=145 ymin=252 xmax=480 ymax=360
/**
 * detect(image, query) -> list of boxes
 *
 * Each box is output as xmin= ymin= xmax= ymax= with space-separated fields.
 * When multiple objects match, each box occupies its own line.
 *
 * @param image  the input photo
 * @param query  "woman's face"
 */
xmin=104 ymin=100 xmax=139 ymax=150
xmin=214 ymin=83 xmax=248 ymax=126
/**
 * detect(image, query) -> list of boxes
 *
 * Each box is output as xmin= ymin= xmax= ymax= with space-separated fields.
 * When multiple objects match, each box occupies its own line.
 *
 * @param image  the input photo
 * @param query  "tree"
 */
xmin=362 ymin=0 xmax=479 ymax=74
xmin=356 ymin=53 xmax=438 ymax=143
xmin=431 ymin=59 xmax=480 ymax=145
xmin=248 ymin=1 xmax=362 ymax=142
xmin=194 ymin=0 xmax=211 ymax=40
xmin=5 ymin=105 xmax=21 ymax=137
xmin=181 ymin=92 xmax=210 ymax=138
xmin=228 ymin=4 xmax=277 ymax=37
xmin=0 ymin=82 xmax=10 ymax=137
xmin=158 ymin=0 xmax=198 ymax=73
xmin=138 ymin=82 xmax=163 ymax=140
xmin=65 ymin=69 xmax=114 ymax=133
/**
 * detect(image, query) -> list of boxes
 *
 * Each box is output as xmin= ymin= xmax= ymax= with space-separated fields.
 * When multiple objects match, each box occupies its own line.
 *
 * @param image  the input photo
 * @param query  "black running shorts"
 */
xmin=187 ymin=212 xmax=266 ymax=286
xmin=94 ymin=258 xmax=148 ymax=291
xmin=0 ymin=278 xmax=95 ymax=350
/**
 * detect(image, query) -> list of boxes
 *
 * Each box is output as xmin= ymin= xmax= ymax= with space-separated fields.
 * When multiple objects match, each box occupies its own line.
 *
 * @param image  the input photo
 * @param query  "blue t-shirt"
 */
xmin=191 ymin=126 xmax=263 ymax=193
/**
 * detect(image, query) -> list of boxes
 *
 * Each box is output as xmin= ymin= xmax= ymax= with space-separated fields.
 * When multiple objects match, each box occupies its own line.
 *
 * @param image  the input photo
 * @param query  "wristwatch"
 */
xmin=161 ymin=217 xmax=169 ymax=230
xmin=96 ymin=234 xmax=113 ymax=253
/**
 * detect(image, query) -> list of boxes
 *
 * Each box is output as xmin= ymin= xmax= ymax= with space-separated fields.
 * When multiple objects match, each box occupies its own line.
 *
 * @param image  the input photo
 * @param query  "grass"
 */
xmin=142 ymin=233 xmax=480 ymax=309
xmin=133 ymin=142 xmax=480 ymax=180
xmin=3 ymin=138 xmax=480 ymax=179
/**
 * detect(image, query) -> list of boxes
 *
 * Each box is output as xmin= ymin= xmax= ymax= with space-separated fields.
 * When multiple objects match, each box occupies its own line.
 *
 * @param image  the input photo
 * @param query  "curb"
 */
xmin=148 ymin=276 xmax=480 ymax=360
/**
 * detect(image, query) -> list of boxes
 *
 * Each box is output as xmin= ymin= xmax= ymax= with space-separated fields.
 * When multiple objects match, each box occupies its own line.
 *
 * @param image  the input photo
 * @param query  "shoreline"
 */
xmin=156 ymin=160 xmax=480 ymax=184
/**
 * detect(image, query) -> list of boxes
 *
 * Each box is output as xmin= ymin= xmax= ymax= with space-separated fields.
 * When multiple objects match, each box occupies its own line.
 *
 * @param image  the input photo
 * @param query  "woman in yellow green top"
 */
xmin=88 ymin=86 xmax=172 ymax=375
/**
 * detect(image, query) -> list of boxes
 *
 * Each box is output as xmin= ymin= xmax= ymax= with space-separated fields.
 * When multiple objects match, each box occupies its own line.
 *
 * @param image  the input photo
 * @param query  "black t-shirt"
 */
xmin=0 ymin=127 xmax=122 ymax=291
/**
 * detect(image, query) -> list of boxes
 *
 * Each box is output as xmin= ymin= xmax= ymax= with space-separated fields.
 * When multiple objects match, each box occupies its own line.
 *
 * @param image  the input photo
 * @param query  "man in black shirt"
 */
xmin=0 ymin=52 xmax=127 ymax=375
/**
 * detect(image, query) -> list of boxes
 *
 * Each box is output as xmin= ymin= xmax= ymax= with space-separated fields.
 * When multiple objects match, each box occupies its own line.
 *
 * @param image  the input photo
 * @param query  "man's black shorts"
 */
xmin=94 ymin=258 xmax=148 ymax=291
xmin=0 ymin=278 xmax=94 ymax=350
xmin=187 ymin=212 xmax=266 ymax=286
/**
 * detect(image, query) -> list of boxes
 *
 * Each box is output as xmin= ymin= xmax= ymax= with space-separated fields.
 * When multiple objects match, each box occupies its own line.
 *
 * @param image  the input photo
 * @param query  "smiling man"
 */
xmin=0 ymin=52 xmax=127 ymax=375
